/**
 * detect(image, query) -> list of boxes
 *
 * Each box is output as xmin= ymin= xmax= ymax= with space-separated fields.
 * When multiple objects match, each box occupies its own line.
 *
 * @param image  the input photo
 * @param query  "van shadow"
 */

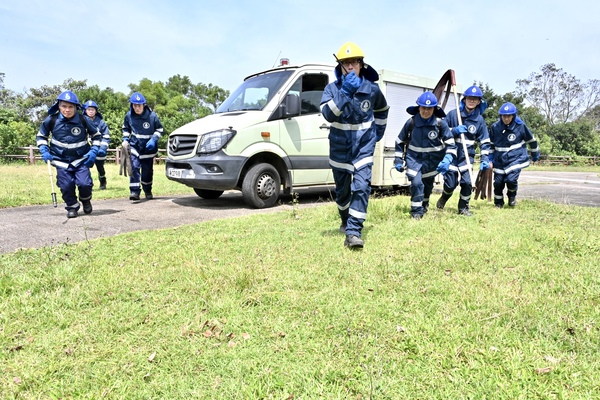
xmin=171 ymin=194 xmax=250 ymax=209
xmin=171 ymin=187 xmax=337 ymax=210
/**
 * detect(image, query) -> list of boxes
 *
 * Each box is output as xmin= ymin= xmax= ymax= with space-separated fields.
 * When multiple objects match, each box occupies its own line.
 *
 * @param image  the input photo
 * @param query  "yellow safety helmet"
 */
xmin=336 ymin=42 xmax=365 ymax=61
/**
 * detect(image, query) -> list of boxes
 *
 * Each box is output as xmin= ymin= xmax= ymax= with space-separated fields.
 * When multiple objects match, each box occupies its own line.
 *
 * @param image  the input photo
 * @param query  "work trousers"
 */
xmin=56 ymin=164 xmax=93 ymax=211
xmin=94 ymin=159 xmax=106 ymax=181
xmin=130 ymin=154 xmax=155 ymax=195
xmin=409 ymin=171 xmax=436 ymax=217
xmin=333 ymin=165 xmax=372 ymax=237
xmin=493 ymin=169 xmax=521 ymax=206
xmin=441 ymin=169 xmax=474 ymax=211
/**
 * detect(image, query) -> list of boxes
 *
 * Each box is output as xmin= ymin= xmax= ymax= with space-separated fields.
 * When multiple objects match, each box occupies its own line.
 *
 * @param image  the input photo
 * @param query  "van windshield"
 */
xmin=216 ymin=70 xmax=294 ymax=113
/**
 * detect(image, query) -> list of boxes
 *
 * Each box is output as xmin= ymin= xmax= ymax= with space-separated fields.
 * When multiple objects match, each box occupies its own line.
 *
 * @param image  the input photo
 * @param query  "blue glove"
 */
xmin=83 ymin=147 xmax=98 ymax=168
xmin=531 ymin=152 xmax=540 ymax=161
xmin=394 ymin=160 xmax=405 ymax=172
xmin=436 ymin=154 xmax=453 ymax=174
xmin=146 ymin=137 xmax=158 ymax=152
xmin=39 ymin=145 xmax=53 ymax=162
xmin=341 ymin=71 xmax=361 ymax=96
xmin=97 ymin=147 xmax=107 ymax=157
xmin=480 ymin=161 xmax=490 ymax=171
xmin=451 ymin=125 xmax=468 ymax=137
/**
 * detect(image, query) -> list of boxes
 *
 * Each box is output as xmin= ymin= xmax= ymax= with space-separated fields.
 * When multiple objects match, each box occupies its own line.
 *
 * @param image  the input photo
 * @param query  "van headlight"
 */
xmin=197 ymin=129 xmax=236 ymax=154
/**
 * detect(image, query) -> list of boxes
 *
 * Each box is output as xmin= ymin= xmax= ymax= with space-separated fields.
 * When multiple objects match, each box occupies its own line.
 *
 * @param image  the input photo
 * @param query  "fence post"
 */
xmin=29 ymin=145 xmax=35 ymax=165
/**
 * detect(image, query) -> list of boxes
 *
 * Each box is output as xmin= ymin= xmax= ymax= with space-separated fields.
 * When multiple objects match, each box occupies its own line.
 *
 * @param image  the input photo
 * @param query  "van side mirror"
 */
xmin=284 ymin=93 xmax=300 ymax=117
xmin=268 ymin=93 xmax=301 ymax=121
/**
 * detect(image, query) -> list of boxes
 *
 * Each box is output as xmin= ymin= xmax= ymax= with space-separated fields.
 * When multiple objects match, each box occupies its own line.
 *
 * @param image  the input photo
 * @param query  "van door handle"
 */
xmin=319 ymin=124 xmax=330 ymax=130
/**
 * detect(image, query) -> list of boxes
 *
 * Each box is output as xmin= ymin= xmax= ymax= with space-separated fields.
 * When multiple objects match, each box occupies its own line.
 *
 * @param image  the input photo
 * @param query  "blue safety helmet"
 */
xmin=407 ymin=91 xmax=446 ymax=117
xmin=82 ymin=99 xmax=104 ymax=119
xmin=416 ymin=91 xmax=438 ymax=107
xmin=83 ymin=100 xmax=98 ymax=109
xmin=57 ymin=90 xmax=80 ymax=105
xmin=463 ymin=85 xmax=483 ymax=98
xmin=498 ymin=102 xmax=518 ymax=115
xmin=130 ymin=92 xmax=146 ymax=104
xmin=48 ymin=90 xmax=81 ymax=115
xmin=460 ymin=85 xmax=487 ymax=115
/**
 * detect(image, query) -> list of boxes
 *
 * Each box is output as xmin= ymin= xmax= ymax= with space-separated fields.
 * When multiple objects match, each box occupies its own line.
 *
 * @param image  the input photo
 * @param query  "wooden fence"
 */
xmin=472 ymin=154 xmax=598 ymax=166
xmin=0 ymin=146 xmax=167 ymax=164
xmin=1 ymin=146 xmax=598 ymax=166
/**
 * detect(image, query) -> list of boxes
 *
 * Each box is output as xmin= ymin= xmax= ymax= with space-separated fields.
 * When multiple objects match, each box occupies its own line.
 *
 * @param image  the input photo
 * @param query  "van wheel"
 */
xmin=193 ymin=188 xmax=224 ymax=199
xmin=242 ymin=163 xmax=281 ymax=208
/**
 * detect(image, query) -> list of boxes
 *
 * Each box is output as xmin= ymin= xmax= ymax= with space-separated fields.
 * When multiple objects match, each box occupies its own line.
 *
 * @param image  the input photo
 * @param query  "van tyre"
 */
xmin=193 ymin=188 xmax=224 ymax=199
xmin=242 ymin=163 xmax=281 ymax=208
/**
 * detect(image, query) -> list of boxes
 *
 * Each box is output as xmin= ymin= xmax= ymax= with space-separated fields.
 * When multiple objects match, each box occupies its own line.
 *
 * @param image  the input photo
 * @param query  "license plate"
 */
xmin=168 ymin=168 xmax=184 ymax=178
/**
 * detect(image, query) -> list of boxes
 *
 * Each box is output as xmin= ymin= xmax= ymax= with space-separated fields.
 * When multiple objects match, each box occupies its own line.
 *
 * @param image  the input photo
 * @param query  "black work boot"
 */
xmin=129 ymin=192 xmax=141 ymax=201
xmin=99 ymin=177 xmax=107 ymax=190
xmin=82 ymin=200 xmax=93 ymax=215
xmin=458 ymin=208 xmax=473 ymax=216
xmin=436 ymin=194 xmax=450 ymax=210
xmin=67 ymin=209 xmax=78 ymax=218
xmin=508 ymin=197 xmax=517 ymax=207
xmin=344 ymin=235 xmax=364 ymax=249
xmin=339 ymin=222 xmax=347 ymax=234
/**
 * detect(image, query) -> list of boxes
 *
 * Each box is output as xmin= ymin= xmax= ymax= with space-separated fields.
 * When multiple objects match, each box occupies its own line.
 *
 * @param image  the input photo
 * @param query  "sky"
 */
xmin=1 ymin=0 xmax=598 ymax=99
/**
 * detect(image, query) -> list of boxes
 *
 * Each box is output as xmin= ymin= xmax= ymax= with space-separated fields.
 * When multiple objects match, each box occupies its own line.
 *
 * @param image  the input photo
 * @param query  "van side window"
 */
xmin=301 ymin=74 xmax=328 ymax=115
xmin=286 ymin=74 xmax=329 ymax=116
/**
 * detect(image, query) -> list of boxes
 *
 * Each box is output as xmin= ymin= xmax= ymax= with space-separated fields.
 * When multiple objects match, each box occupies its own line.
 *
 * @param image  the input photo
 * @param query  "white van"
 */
xmin=165 ymin=62 xmax=457 ymax=208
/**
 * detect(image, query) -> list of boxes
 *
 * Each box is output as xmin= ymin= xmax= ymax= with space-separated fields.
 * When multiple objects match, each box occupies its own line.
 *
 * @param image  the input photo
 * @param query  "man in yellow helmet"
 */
xmin=320 ymin=42 xmax=389 ymax=249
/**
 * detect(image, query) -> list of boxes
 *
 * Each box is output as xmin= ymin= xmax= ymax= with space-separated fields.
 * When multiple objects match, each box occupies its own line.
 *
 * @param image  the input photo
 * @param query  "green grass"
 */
xmin=1 ymin=186 xmax=599 ymax=398
xmin=528 ymin=164 xmax=600 ymax=173
xmin=1 ymin=161 xmax=597 ymax=209
xmin=0 ymin=162 xmax=193 ymax=208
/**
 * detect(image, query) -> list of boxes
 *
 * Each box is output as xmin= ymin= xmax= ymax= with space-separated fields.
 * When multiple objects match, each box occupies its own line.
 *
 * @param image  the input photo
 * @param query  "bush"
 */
xmin=547 ymin=121 xmax=600 ymax=156
xmin=0 ymin=121 xmax=35 ymax=155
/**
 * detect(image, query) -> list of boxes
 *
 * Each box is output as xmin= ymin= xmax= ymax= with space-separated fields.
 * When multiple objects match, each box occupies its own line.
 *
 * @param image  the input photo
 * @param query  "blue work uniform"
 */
xmin=395 ymin=115 xmax=457 ymax=217
xmin=442 ymin=103 xmax=491 ymax=211
xmin=85 ymin=113 xmax=110 ymax=184
xmin=320 ymin=67 xmax=389 ymax=238
xmin=489 ymin=116 xmax=539 ymax=206
xmin=36 ymin=112 xmax=101 ymax=212
xmin=122 ymin=106 xmax=164 ymax=197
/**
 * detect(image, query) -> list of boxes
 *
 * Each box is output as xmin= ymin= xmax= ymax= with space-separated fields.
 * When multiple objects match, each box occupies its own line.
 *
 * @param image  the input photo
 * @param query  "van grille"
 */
xmin=168 ymin=135 xmax=198 ymax=157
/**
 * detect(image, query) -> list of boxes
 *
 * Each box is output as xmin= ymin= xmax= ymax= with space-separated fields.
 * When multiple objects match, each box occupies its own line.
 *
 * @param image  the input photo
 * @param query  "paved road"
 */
xmin=1 ymin=171 xmax=599 ymax=254
xmin=518 ymin=170 xmax=600 ymax=207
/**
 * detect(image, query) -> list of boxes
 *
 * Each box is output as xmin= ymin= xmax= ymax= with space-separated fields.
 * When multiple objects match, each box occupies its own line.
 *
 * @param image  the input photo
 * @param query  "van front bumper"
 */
xmin=165 ymin=152 xmax=247 ymax=191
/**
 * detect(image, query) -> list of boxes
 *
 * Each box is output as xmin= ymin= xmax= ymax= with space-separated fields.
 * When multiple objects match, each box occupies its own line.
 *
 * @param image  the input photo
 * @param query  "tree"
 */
xmin=77 ymin=85 xmax=130 ymax=149
xmin=127 ymin=76 xmax=228 ymax=140
xmin=516 ymin=64 xmax=600 ymax=125
xmin=580 ymin=104 xmax=600 ymax=131
xmin=546 ymin=121 xmax=600 ymax=156
xmin=22 ymin=78 xmax=89 ymax=124
xmin=477 ymin=82 xmax=552 ymax=154
xmin=1 ymin=73 xmax=230 ymax=155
